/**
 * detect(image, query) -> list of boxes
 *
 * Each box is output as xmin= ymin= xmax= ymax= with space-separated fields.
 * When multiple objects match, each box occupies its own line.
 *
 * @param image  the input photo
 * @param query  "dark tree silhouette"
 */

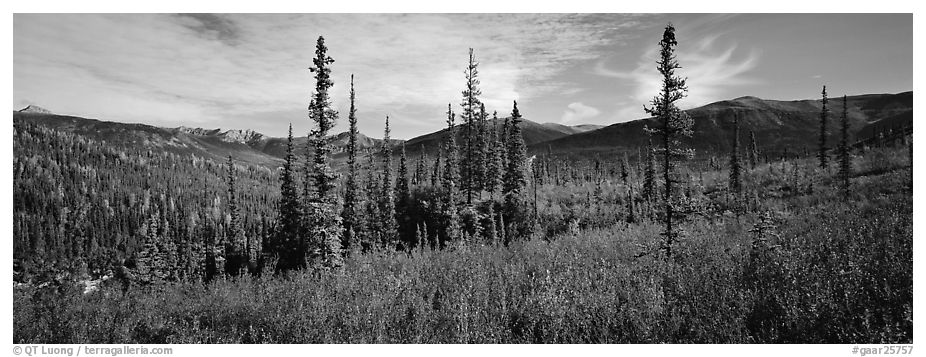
xmin=818 ymin=85 xmax=829 ymax=169
xmin=643 ymin=23 xmax=693 ymax=259
xmin=274 ymin=124 xmax=303 ymax=271
xmin=395 ymin=142 xmax=411 ymax=249
xmin=341 ymin=74 xmax=362 ymax=253
xmin=442 ymin=104 xmax=461 ymax=247
xmin=305 ymin=35 xmax=343 ymax=268
xmin=380 ymin=116 xmax=398 ymax=250
xmin=502 ymin=101 xmax=530 ymax=242
xmin=460 ymin=48 xmax=483 ymax=204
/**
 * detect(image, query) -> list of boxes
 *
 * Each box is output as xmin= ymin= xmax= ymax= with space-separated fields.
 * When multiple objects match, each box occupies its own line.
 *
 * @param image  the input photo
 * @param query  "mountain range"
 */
xmin=13 ymin=91 xmax=912 ymax=166
xmin=529 ymin=91 xmax=912 ymax=159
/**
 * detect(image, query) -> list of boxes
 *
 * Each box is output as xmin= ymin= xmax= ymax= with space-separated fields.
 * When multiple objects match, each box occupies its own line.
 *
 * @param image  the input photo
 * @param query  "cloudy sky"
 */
xmin=13 ymin=13 xmax=912 ymax=139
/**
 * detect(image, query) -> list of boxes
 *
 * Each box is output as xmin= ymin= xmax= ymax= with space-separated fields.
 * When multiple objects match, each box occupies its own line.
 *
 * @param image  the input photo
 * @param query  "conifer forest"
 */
xmin=12 ymin=15 xmax=913 ymax=344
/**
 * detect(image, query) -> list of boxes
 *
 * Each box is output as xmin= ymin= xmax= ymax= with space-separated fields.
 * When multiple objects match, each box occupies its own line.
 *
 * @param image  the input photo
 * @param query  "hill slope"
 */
xmin=530 ymin=91 xmax=913 ymax=159
xmin=13 ymin=111 xmax=394 ymax=167
xmin=403 ymin=117 xmax=592 ymax=155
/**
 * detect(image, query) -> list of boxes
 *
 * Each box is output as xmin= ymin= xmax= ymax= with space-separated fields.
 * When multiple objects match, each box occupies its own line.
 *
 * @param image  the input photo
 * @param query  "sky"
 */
xmin=13 ymin=13 xmax=913 ymax=139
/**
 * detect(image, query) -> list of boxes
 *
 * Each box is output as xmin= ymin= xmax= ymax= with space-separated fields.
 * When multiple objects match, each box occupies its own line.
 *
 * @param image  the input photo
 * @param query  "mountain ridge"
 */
xmin=13 ymin=91 xmax=912 ymax=166
xmin=528 ymin=91 xmax=913 ymax=159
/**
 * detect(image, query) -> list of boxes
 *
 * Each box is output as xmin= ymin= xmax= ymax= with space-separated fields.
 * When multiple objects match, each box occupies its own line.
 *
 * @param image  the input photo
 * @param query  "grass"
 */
xmin=13 ymin=147 xmax=912 ymax=343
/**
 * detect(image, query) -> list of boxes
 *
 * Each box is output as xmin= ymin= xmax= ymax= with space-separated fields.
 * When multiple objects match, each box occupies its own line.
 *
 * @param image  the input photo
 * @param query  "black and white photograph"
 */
xmin=8 ymin=5 xmax=917 ymax=353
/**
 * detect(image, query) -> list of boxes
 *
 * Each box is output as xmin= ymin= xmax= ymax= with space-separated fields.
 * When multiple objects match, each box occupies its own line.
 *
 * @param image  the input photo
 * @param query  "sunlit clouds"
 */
xmin=14 ymin=14 xmax=912 ymax=138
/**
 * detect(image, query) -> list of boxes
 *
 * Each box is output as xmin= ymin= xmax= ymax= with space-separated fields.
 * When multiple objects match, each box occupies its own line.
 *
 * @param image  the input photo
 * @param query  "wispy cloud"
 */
xmin=595 ymin=32 xmax=760 ymax=123
xmin=14 ymin=14 xmax=643 ymax=138
xmin=560 ymin=102 xmax=601 ymax=124
xmin=18 ymin=14 xmax=909 ymax=135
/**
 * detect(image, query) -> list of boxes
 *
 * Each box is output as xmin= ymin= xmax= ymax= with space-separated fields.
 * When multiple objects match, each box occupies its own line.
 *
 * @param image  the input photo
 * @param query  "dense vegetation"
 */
xmin=13 ymin=26 xmax=913 ymax=344
xmin=13 ymin=145 xmax=912 ymax=343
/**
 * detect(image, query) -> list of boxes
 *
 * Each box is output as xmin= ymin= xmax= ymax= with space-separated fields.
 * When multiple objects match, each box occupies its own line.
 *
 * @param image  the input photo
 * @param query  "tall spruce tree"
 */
xmin=461 ymin=48 xmax=483 ymax=204
xmin=476 ymin=103 xmax=489 ymax=197
xmin=838 ymin=94 xmax=852 ymax=197
xmin=380 ymin=116 xmax=399 ymax=250
xmin=413 ymin=146 xmax=426 ymax=186
xmin=729 ymin=112 xmax=742 ymax=194
xmin=748 ymin=130 xmax=759 ymax=169
xmin=275 ymin=124 xmax=303 ymax=271
xmin=485 ymin=111 xmax=503 ymax=198
xmin=502 ymin=101 xmax=530 ymax=242
xmin=305 ymin=35 xmax=342 ymax=268
xmin=432 ymin=145 xmax=442 ymax=187
xmin=818 ymin=85 xmax=829 ymax=169
xmin=395 ymin=142 xmax=411 ymax=248
xmin=442 ymin=104 xmax=461 ymax=246
xmin=503 ymin=101 xmax=528 ymax=195
xmin=643 ymin=23 xmax=694 ymax=259
xmin=364 ymin=151 xmax=382 ymax=251
xmin=341 ymin=75 xmax=362 ymax=253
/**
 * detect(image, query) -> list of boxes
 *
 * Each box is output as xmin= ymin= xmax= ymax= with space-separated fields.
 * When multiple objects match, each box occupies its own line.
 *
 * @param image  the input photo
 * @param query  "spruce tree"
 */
xmin=475 ymin=103 xmax=489 ymax=197
xmin=503 ymin=101 xmax=528 ymax=195
xmin=748 ymin=130 xmax=759 ymax=169
xmin=485 ymin=111 xmax=503 ymax=198
xmin=643 ymin=23 xmax=694 ymax=259
xmin=500 ymin=115 xmax=510 ymax=172
xmin=461 ymin=48 xmax=483 ymax=204
xmin=380 ymin=116 xmax=398 ymax=250
xmin=275 ymin=124 xmax=303 ymax=271
xmin=838 ymin=94 xmax=852 ymax=197
xmin=364 ymin=152 xmax=381 ymax=251
xmin=305 ymin=35 xmax=342 ymax=268
xmin=395 ymin=142 xmax=411 ymax=248
xmin=431 ymin=145 xmax=442 ymax=187
xmin=818 ymin=85 xmax=829 ymax=169
xmin=729 ymin=113 xmax=742 ymax=194
xmin=502 ymin=101 xmax=530 ymax=241
xmin=442 ymin=104 xmax=461 ymax=247
xmin=341 ymin=75 xmax=362 ymax=253
xmin=413 ymin=147 xmax=426 ymax=186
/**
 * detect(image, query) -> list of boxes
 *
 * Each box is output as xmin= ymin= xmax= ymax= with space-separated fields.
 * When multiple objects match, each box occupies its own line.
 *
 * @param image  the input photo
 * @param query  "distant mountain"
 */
xmin=12 ymin=112 xmax=393 ymax=167
xmin=13 ymin=91 xmax=911 ymax=167
xmin=529 ymin=91 xmax=913 ymax=159
xmin=17 ymin=105 xmax=53 ymax=114
xmin=403 ymin=117 xmax=595 ymax=155
xmin=541 ymin=122 xmax=605 ymax=135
